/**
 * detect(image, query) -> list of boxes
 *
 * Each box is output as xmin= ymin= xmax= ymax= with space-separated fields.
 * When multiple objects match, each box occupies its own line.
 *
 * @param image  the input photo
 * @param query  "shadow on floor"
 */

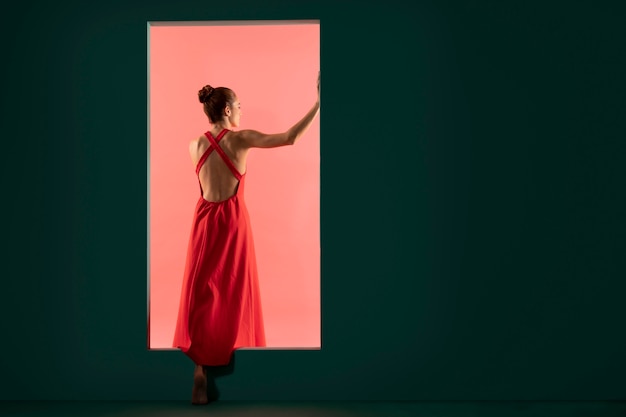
xmin=0 ymin=401 xmax=625 ymax=417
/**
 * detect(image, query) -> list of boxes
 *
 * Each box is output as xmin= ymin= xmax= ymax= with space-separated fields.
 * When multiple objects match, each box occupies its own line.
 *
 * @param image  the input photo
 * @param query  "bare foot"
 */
xmin=191 ymin=365 xmax=208 ymax=405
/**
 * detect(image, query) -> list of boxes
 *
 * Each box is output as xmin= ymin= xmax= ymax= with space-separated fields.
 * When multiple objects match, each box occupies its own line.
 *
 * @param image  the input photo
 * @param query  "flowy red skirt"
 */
xmin=173 ymin=129 xmax=265 ymax=366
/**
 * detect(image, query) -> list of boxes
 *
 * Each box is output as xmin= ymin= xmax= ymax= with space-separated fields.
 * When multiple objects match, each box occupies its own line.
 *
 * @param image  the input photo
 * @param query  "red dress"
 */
xmin=173 ymin=128 xmax=266 ymax=366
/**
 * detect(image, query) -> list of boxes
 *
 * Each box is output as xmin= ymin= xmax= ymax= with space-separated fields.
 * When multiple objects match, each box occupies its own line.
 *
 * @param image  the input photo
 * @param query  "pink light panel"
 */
xmin=148 ymin=22 xmax=320 ymax=349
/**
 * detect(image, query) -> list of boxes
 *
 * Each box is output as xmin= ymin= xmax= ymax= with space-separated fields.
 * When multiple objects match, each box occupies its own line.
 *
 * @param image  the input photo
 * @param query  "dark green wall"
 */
xmin=1 ymin=0 xmax=624 ymax=400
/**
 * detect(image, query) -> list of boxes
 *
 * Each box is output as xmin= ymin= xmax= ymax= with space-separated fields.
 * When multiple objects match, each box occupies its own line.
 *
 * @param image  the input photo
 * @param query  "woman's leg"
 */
xmin=191 ymin=363 xmax=208 ymax=405
xmin=204 ymin=366 xmax=221 ymax=402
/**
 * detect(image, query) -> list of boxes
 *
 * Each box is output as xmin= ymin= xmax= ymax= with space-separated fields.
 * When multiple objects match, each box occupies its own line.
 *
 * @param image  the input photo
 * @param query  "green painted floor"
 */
xmin=1 ymin=401 xmax=625 ymax=417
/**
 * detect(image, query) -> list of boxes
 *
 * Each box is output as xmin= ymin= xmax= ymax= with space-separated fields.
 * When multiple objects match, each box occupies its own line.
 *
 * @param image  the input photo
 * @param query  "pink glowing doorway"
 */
xmin=148 ymin=21 xmax=320 ymax=349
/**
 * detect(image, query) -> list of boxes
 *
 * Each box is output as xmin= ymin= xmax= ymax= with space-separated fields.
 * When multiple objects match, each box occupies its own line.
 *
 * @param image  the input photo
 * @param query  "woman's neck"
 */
xmin=211 ymin=120 xmax=233 ymax=132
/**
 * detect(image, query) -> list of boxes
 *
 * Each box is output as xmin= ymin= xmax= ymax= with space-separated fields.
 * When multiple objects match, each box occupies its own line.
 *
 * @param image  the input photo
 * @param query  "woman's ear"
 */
xmin=224 ymin=105 xmax=231 ymax=117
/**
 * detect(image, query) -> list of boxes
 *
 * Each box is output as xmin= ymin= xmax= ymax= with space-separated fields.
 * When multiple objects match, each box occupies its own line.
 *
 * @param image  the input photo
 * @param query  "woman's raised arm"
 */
xmin=237 ymin=73 xmax=320 ymax=149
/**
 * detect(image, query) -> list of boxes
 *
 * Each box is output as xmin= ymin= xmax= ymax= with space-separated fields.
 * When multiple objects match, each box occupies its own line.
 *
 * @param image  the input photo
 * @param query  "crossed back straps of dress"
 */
xmin=195 ymin=129 xmax=244 ymax=197
xmin=195 ymin=129 xmax=243 ymax=180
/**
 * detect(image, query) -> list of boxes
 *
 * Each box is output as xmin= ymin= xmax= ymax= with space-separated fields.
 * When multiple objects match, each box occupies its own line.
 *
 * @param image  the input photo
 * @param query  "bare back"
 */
xmin=190 ymin=129 xmax=249 ymax=203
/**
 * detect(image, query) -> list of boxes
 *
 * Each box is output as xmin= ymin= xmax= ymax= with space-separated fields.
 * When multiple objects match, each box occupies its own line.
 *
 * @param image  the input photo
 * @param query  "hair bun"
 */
xmin=198 ymin=85 xmax=215 ymax=103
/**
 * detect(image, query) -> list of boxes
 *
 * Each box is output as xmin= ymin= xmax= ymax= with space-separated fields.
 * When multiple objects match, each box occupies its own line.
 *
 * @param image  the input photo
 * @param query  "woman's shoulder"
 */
xmin=189 ymin=135 xmax=209 ymax=158
xmin=222 ymin=129 xmax=246 ymax=148
xmin=190 ymin=135 xmax=207 ymax=147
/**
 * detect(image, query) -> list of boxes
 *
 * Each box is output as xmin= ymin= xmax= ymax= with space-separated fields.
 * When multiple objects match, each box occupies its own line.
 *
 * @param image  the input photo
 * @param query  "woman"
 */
xmin=173 ymin=73 xmax=320 ymax=405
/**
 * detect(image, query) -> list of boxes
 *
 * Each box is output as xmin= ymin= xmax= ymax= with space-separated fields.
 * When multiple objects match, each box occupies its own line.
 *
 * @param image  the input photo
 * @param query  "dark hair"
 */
xmin=198 ymin=85 xmax=236 ymax=123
